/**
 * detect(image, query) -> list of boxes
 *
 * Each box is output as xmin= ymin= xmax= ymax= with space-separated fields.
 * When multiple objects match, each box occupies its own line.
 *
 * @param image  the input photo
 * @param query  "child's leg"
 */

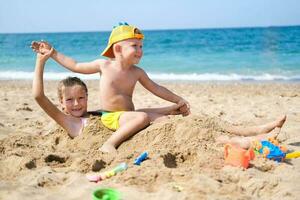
xmin=137 ymin=104 xmax=181 ymax=115
xmin=137 ymin=104 xmax=182 ymax=123
xmin=223 ymin=115 xmax=286 ymax=136
xmin=217 ymin=132 xmax=276 ymax=149
xmin=217 ymin=115 xmax=286 ymax=149
xmin=217 ymin=135 xmax=252 ymax=149
xmin=100 ymin=111 xmax=150 ymax=153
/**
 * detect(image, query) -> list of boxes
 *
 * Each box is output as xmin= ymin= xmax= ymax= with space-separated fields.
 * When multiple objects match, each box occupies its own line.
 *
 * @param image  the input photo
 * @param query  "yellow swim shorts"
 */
xmin=101 ymin=111 xmax=124 ymax=131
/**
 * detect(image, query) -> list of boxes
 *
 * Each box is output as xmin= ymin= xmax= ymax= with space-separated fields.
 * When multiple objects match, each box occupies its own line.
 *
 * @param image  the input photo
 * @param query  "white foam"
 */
xmin=0 ymin=71 xmax=99 ymax=80
xmin=0 ymin=71 xmax=299 ymax=81
xmin=148 ymin=73 xmax=300 ymax=81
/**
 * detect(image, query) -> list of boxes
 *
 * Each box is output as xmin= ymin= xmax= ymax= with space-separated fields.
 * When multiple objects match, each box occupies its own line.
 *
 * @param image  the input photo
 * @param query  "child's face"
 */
xmin=60 ymin=85 xmax=88 ymax=117
xmin=119 ymin=38 xmax=143 ymax=64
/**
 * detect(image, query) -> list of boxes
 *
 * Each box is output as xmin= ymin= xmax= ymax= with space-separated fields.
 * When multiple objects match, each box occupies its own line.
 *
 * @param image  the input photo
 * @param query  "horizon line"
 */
xmin=0 ymin=24 xmax=299 ymax=35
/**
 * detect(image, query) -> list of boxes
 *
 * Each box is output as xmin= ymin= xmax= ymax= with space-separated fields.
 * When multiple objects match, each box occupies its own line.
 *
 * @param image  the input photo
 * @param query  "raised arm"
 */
xmin=32 ymin=50 xmax=75 ymax=133
xmin=31 ymin=41 xmax=103 ymax=74
xmin=137 ymin=67 xmax=190 ymax=115
xmin=51 ymin=50 xmax=104 ymax=74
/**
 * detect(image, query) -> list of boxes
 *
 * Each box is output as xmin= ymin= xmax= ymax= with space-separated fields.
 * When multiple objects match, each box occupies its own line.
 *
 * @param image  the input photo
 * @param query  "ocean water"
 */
xmin=0 ymin=26 xmax=300 ymax=81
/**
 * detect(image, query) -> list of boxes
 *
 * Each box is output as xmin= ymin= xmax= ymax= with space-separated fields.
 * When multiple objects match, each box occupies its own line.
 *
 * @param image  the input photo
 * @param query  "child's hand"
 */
xmin=169 ymin=104 xmax=183 ymax=115
xmin=36 ymin=47 xmax=54 ymax=63
xmin=31 ymin=40 xmax=53 ymax=55
xmin=177 ymin=99 xmax=191 ymax=116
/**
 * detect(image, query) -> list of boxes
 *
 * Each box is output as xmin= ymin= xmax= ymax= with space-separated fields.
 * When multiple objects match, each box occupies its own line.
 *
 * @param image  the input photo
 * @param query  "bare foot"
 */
xmin=258 ymin=115 xmax=286 ymax=134
xmin=272 ymin=115 xmax=286 ymax=139
xmin=99 ymin=143 xmax=117 ymax=154
xmin=274 ymin=115 xmax=287 ymax=128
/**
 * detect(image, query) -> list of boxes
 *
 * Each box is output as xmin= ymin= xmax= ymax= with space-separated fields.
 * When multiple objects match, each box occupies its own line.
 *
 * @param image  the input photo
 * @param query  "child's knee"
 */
xmin=136 ymin=112 xmax=150 ymax=125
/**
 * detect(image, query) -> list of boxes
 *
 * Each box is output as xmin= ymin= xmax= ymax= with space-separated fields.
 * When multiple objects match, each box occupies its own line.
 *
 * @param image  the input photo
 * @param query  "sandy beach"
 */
xmin=0 ymin=80 xmax=300 ymax=200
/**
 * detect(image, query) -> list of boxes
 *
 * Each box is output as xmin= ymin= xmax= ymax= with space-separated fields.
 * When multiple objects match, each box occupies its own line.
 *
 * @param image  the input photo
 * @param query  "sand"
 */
xmin=0 ymin=80 xmax=300 ymax=200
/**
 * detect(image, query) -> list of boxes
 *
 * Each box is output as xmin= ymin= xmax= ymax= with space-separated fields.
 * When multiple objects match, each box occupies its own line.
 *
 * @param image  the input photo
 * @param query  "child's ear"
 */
xmin=113 ymin=44 xmax=122 ymax=54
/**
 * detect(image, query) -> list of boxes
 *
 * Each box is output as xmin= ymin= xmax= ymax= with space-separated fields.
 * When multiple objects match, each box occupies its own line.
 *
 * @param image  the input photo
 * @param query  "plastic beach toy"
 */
xmin=93 ymin=188 xmax=120 ymax=200
xmin=252 ymin=140 xmax=286 ymax=162
xmin=134 ymin=152 xmax=148 ymax=165
xmin=86 ymin=163 xmax=128 ymax=182
xmin=224 ymin=144 xmax=255 ymax=168
xmin=286 ymin=151 xmax=300 ymax=159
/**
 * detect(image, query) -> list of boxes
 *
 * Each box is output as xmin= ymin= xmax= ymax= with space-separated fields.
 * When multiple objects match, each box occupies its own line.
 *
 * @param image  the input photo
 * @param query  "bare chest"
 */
xmin=101 ymin=70 xmax=138 ymax=94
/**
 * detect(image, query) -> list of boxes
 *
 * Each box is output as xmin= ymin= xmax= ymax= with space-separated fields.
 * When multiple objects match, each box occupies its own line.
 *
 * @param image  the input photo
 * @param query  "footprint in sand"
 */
xmin=44 ymin=154 xmax=67 ymax=164
xmin=25 ymin=159 xmax=37 ymax=169
xmin=162 ymin=153 xmax=177 ymax=168
xmin=92 ymin=159 xmax=106 ymax=172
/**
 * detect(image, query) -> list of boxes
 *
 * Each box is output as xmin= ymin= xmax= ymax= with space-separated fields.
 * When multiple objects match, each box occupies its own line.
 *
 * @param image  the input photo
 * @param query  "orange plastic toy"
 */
xmin=224 ymin=144 xmax=255 ymax=169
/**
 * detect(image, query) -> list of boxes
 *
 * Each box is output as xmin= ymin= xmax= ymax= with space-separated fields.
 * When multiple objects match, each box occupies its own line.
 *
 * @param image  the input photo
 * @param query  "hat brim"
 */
xmin=101 ymin=44 xmax=114 ymax=58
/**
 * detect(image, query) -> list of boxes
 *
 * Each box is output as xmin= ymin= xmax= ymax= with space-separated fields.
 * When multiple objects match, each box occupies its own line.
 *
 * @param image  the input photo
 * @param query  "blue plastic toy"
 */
xmin=134 ymin=152 xmax=148 ymax=165
xmin=257 ymin=141 xmax=286 ymax=162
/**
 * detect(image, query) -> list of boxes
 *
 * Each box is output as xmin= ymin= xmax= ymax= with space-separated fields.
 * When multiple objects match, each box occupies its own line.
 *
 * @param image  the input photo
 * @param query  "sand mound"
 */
xmin=1 ymin=114 xmax=298 ymax=199
xmin=0 ymin=115 xmax=224 ymax=178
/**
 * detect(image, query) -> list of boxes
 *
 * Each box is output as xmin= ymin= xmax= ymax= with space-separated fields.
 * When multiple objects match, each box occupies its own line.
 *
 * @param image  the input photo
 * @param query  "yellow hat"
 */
xmin=101 ymin=24 xmax=144 ymax=58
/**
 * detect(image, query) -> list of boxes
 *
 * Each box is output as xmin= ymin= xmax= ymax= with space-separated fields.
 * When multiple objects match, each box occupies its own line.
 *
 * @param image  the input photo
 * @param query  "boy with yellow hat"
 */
xmin=31 ymin=22 xmax=190 ymax=153
xmin=101 ymin=22 xmax=144 ymax=58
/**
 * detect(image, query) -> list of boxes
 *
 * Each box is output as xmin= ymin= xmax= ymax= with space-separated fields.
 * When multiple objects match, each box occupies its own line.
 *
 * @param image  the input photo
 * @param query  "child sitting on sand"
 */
xmin=31 ymin=22 xmax=190 ymax=153
xmin=32 ymin=48 xmax=184 ymax=150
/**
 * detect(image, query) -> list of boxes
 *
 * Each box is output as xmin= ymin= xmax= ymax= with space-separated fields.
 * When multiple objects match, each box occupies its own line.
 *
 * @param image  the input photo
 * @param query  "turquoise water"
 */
xmin=0 ymin=26 xmax=300 ymax=81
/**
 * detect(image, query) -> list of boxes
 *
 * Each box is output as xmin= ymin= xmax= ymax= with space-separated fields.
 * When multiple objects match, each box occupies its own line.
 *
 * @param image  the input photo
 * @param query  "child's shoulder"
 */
xmin=93 ymin=58 xmax=113 ymax=70
xmin=132 ymin=65 xmax=146 ymax=74
xmin=94 ymin=58 xmax=109 ymax=65
xmin=132 ymin=65 xmax=144 ymax=71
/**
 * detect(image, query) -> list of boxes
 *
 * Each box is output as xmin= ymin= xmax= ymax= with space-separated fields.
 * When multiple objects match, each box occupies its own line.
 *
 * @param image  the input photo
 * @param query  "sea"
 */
xmin=0 ymin=26 xmax=300 ymax=81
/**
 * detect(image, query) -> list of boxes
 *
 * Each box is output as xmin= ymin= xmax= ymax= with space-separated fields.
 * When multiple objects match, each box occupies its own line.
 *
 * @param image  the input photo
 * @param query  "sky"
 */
xmin=0 ymin=0 xmax=300 ymax=33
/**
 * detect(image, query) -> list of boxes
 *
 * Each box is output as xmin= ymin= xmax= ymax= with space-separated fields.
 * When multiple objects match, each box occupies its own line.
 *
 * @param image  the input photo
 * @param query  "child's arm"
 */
xmin=32 ymin=49 xmax=77 ymax=134
xmin=137 ymin=67 xmax=190 ymax=115
xmin=51 ymin=49 xmax=104 ymax=74
xmin=31 ymin=41 xmax=103 ymax=74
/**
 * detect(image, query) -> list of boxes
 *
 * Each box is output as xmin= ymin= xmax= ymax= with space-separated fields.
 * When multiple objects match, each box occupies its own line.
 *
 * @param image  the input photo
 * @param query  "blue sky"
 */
xmin=1 ymin=0 xmax=300 ymax=33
